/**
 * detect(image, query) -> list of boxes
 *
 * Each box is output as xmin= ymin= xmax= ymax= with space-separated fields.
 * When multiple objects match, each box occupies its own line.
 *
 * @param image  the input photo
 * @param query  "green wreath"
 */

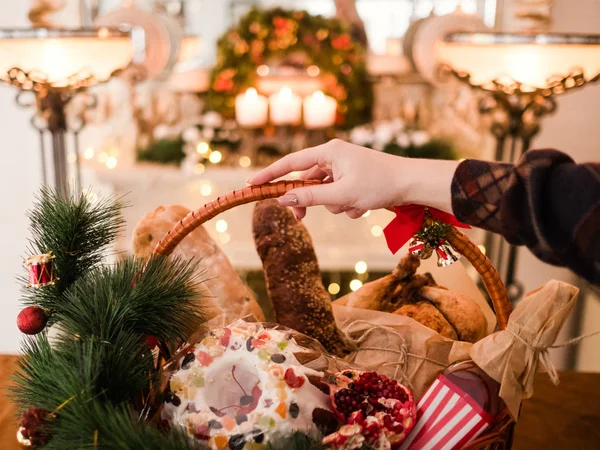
xmin=207 ymin=7 xmax=373 ymax=129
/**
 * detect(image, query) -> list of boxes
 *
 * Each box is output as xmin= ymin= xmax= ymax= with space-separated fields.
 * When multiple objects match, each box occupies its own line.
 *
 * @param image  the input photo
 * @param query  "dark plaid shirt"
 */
xmin=451 ymin=149 xmax=600 ymax=285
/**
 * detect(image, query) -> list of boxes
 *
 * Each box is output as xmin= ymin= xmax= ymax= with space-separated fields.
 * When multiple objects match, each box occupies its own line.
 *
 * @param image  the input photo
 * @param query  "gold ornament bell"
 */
xmin=408 ymin=238 xmax=434 ymax=259
xmin=436 ymin=242 xmax=461 ymax=267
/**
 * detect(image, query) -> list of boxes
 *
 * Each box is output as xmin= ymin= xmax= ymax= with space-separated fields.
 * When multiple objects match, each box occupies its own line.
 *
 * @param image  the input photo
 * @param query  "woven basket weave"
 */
xmin=152 ymin=180 xmax=516 ymax=450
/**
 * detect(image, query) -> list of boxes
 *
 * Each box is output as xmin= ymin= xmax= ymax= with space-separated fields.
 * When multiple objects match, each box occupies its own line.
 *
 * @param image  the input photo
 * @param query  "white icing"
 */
xmin=163 ymin=320 xmax=331 ymax=449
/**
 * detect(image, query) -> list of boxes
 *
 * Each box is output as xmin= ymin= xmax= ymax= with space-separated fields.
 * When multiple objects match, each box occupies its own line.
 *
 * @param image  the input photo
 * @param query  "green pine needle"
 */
xmin=12 ymin=338 xmax=205 ymax=450
xmin=55 ymin=256 xmax=205 ymax=345
xmin=11 ymin=334 xmax=153 ymax=412
xmin=13 ymin=188 xmax=211 ymax=447
xmin=12 ymin=337 xmax=106 ymax=413
xmin=22 ymin=188 xmax=125 ymax=312
xmin=44 ymin=401 xmax=207 ymax=450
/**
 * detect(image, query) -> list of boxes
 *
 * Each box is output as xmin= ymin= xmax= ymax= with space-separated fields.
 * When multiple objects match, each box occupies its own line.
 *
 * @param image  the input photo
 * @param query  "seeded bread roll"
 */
xmin=133 ymin=205 xmax=265 ymax=323
xmin=417 ymin=286 xmax=487 ymax=343
xmin=335 ymin=254 xmax=487 ymax=343
xmin=333 ymin=254 xmax=434 ymax=312
xmin=252 ymin=200 xmax=350 ymax=357
xmin=393 ymin=302 xmax=458 ymax=340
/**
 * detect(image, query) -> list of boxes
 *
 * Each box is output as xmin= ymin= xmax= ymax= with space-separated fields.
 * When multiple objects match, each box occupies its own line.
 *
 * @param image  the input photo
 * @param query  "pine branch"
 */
xmin=22 ymin=188 xmax=125 ymax=312
xmin=11 ymin=334 xmax=154 ymax=412
xmin=12 ymin=189 xmax=211 ymax=447
xmin=45 ymin=402 xmax=207 ymax=450
xmin=12 ymin=339 xmax=205 ymax=450
xmin=55 ymin=256 xmax=205 ymax=345
xmin=15 ymin=255 xmax=205 ymax=408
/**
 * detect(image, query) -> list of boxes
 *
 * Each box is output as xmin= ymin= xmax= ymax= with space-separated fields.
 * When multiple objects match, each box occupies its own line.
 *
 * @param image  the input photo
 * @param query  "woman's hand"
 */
xmin=247 ymin=139 xmax=459 ymax=219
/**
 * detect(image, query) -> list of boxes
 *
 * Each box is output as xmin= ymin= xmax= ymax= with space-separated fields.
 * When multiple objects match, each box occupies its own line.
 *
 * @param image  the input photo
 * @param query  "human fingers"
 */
xmin=345 ymin=208 xmax=366 ymax=219
xmin=325 ymin=205 xmax=350 ymax=214
xmin=292 ymin=206 xmax=307 ymax=220
xmin=278 ymin=181 xmax=349 ymax=208
xmin=246 ymin=145 xmax=329 ymax=184
xmin=299 ymin=165 xmax=329 ymax=181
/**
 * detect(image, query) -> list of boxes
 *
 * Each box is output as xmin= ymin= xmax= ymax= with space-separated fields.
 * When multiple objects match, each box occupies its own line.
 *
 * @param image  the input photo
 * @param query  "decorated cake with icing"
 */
xmin=162 ymin=320 xmax=331 ymax=449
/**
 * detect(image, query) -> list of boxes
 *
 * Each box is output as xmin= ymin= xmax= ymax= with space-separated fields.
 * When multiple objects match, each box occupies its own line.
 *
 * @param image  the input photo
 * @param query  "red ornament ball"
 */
xmin=17 ymin=306 xmax=48 ymax=335
xmin=18 ymin=407 xmax=52 ymax=447
xmin=146 ymin=335 xmax=160 ymax=349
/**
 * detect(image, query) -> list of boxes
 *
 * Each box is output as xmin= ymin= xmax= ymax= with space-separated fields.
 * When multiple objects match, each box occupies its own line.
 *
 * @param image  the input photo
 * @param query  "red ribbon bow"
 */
xmin=383 ymin=205 xmax=470 ymax=254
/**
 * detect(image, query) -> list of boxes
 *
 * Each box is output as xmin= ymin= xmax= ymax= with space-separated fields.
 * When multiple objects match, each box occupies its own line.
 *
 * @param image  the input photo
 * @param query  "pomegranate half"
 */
xmin=324 ymin=370 xmax=416 ymax=449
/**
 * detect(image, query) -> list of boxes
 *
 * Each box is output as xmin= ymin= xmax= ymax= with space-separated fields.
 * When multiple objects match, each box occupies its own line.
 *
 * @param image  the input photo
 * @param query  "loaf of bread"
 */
xmin=335 ymin=254 xmax=488 ymax=343
xmin=333 ymin=254 xmax=434 ymax=312
xmin=252 ymin=200 xmax=349 ymax=357
xmin=132 ymin=205 xmax=265 ymax=323
xmin=393 ymin=302 xmax=458 ymax=340
xmin=416 ymin=286 xmax=487 ymax=343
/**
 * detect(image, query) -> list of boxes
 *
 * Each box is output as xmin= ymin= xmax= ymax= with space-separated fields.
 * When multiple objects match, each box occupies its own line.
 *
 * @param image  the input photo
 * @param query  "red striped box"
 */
xmin=400 ymin=375 xmax=493 ymax=450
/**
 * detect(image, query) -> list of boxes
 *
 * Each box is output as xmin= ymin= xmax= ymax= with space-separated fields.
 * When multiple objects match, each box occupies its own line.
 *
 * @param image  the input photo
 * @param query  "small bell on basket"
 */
xmin=408 ymin=233 xmax=460 ymax=268
xmin=435 ymin=241 xmax=461 ymax=267
xmin=408 ymin=237 xmax=434 ymax=259
xmin=384 ymin=204 xmax=470 ymax=267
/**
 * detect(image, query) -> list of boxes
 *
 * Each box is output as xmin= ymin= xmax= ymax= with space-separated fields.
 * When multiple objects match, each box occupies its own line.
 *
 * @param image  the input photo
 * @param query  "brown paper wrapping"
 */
xmin=333 ymin=304 xmax=469 ymax=399
xmin=200 ymin=280 xmax=577 ymax=423
xmin=470 ymin=280 xmax=579 ymax=419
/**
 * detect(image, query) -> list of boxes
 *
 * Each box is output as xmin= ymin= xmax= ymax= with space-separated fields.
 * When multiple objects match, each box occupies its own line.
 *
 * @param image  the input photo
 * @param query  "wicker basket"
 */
xmin=152 ymin=180 xmax=516 ymax=450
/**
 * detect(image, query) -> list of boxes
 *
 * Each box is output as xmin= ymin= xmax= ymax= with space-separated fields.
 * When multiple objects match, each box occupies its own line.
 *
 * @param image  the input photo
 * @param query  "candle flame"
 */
xmin=313 ymin=90 xmax=325 ymax=102
xmin=280 ymin=87 xmax=293 ymax=100
xmin=246 ymin=87 xmax=258 ymax=99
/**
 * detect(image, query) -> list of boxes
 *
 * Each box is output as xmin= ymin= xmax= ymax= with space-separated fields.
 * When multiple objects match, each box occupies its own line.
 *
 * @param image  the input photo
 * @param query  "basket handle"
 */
xmin=152 ymin=180 xmax=511 ymax=330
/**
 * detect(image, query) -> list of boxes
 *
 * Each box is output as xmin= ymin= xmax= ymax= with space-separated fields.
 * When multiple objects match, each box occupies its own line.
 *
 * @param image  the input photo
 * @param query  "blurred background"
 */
xmin=0 ymin=0 xmax=598 ymax=373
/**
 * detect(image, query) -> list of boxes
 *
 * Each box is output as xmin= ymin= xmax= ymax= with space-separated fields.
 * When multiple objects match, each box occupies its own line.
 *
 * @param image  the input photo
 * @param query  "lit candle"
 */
xmin=303 ymin=90 xmax=337 ymax=129
xmin=235 ymin=88 xmax=268 ymax=128
xmin=269 ymin=87 xmax=302 ymax=126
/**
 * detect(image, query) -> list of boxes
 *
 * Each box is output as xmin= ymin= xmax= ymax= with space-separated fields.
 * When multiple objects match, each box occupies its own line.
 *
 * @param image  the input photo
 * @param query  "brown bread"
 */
xmin=336 ymin=254 xmax=487 ymax=343
xmin=252 ymin=200 xmax=349 ymax=356
xmin=133 ymin=205 xmax=264 ymax=323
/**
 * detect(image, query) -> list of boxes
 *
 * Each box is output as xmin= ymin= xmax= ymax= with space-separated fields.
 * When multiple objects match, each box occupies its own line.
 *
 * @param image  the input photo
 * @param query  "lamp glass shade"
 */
xmin=439 ymin=32 xmax=600 ymax=91
xmin=0 ymin=28 xmax=133 ymax=87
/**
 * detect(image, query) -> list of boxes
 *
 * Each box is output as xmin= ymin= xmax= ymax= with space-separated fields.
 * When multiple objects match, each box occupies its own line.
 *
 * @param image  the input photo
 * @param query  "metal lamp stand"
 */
xmin=9 ymin=68 xmax=93 ymax=198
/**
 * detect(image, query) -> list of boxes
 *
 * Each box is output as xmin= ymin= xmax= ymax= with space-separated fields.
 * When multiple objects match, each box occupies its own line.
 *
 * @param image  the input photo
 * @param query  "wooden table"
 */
xmin=513 ymin=372 xmax=600 ymax=449
xmin=0 ymin=356 xmax=20 ymax=450
xmin=1 ymin=355 xmax=598 ymax=449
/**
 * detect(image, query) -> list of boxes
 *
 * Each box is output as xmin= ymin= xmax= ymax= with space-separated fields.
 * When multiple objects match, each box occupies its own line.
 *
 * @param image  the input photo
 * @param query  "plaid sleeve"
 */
xmin=451 ymin=149 xmax=600 ymax=284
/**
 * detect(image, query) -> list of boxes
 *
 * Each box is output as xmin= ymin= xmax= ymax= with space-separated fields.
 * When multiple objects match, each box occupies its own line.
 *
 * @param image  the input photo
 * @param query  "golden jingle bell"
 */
xmin=435 ymin=242 xmax=461 ymax=267
xmin=25 ymin=253 xmax=57 ymax=289
xmin=408 ymin=238 xmax=434 ymax=260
